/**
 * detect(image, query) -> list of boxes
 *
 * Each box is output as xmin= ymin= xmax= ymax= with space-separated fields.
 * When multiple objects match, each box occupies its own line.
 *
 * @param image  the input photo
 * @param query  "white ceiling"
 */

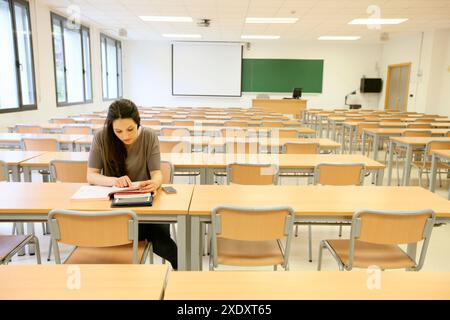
xmin=43 ymin=0 xmax=450 ymax=43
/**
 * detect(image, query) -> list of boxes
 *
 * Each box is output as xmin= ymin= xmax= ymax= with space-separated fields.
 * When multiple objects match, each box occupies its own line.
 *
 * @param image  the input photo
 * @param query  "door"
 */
xmin=385 ymin=63 xmax=411 ymax=111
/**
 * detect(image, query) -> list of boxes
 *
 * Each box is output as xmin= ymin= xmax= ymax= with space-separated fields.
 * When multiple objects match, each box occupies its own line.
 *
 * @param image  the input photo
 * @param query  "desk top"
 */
xmin=0 ymin=264 xmax=168 ymax=300
xmin=20 ymin=151 xmax=89 ymax=166
xmin=391 ymin=137 xmax=450 ymax=146
xmin=0 ymin=183 xmax=193 ymax=215
xmin=188 ymin=185 xmax=450 ymax=217
xmin=160 ymin=153 xmax=385 ymax=169
xmin=0 ymin=133 xmax=87 ymax=143
xmin=433 ymin=149 xmax=450 ymax=159
xmin=364 ymin=128 xmax=450 ymax=135
xmin=0 ymin=151 xmax=44 ymax=165
xmin=164 ymin=271 xmax=450 ymax=300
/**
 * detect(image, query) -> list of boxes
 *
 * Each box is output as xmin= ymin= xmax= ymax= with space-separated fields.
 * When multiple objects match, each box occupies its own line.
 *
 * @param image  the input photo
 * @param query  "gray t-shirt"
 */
xmin=88 ymin=127 xmax=161 ymax=181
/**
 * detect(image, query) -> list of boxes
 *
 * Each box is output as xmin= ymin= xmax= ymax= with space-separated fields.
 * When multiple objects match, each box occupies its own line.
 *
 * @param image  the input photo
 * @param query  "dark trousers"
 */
xmin=138 ymin=223 xmax=178 ymax=270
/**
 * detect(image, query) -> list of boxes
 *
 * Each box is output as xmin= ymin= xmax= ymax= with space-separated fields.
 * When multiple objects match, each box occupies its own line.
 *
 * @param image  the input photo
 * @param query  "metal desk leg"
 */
xmin=10 ymin=165 xmax=21 ymax=182
xmin=190 ymin=216 xmax=202 ymax=271
xmin=372 ymin=134 xmax=380 ymax=161
xmin=407 ymin=243 xmax=417 ymax=262
xmin=429 ymin=153 xmax=438 ymax=193
xmin=199 ymin=168 xmax=207 ymax=185
xmin=16 ymin=223 xmax=26 ymax=256
xmin=27 ymin=223 xmax=36 ymax=255
xmin=177 ymin=215 xmax=189 ymax=271
xmin=387 ymin=140 xmax=394 ymax=186
xmin=23 ymin=166 xmax=33 ymax=182
xmin=361 ymin=132 xmax=366 ymax=155
xmin=341 ymin=125 xmax=346 ymax=154
xmin=376 ymin=168 xmax=385 ymax=186
xmin=349 ymin=127 xmax=354 ymax=154
xmin=402 ymin=145 xmax=413 ymax=186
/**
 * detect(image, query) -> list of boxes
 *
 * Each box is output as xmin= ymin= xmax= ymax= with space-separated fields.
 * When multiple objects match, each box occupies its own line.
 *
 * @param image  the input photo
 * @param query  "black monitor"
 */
xmin=292 ymin=88 xmax=302 ymax=99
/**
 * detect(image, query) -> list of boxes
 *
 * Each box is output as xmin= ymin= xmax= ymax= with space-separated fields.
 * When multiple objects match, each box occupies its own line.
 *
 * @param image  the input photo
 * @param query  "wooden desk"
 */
xmin=387 ymin=137 xmax=450 ymax=186
xmin=20 ymin=151 xmax=89 ymax=182
xmin=0 ymin=183 xmax=194 ymax=270
xmin=188 ymin=185 xmax=450 ymax=270
xmin=0 ymin=264 xmax=168 ymax=300
xmin=161 ymin=153 xmax=385 ymax=185
xmin=0 ymin=133 xmax=87 ymax=151
xmin=0 ymin=151 xmax=44 ymax=181
xmin=252 ymin=99 xmax=307 ymax=118
xmin=429 ymin=149 xmax=450 ymax=199
xmin=164 ymin=271 xmax=450 ymax=300
xmin=363 ymin=128 xmax=449 ymax=162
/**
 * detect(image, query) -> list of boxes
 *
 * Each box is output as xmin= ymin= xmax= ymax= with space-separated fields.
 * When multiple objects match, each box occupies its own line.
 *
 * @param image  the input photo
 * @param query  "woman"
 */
xmin=87 ymin=99 xmax=178 ymax=269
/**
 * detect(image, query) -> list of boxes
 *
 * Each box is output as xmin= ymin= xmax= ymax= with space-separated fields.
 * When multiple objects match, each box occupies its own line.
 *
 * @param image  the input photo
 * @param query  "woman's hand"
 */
xmin=138 ymin=180 xmax=159 ymax=193
xmin=114 ymin=175 xmax=132 ymax=188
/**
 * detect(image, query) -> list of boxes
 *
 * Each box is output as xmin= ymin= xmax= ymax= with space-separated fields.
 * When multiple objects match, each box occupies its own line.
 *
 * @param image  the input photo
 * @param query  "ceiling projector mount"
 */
xmin=197 ymin=19 xmax=210 ymax=27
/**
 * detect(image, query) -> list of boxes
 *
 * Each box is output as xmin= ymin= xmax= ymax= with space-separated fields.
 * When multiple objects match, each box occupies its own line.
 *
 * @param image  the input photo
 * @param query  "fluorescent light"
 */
xmin=139 ymin=16 xmax=193 ymax=22
xmin=241 ymin=35 xmax=280 ymax=40
xmin=246 ymin=17 xmax=298 ymax=24
xmin=318 ymin=36 xmax=361 ymax=41
xmin=348 ymin=18 xmax=408 ymax=25
xmin=162 ymin=34 xmax=201 ymax=38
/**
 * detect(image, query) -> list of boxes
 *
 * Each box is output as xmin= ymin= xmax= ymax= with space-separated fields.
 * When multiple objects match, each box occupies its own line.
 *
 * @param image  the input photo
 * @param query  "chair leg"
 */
xmin=396 ymin=153 xmax=401 ymax=186
xmin=308 ymin=225 xmax=312 ymax=262
xmin=418 ymin=169 xmax=423 ymax=187
xmin=317 ymin=241 xmax=324 ymax=271
xmin=273 ymin=265 xmax=277 ymax=271
xmin=47 ymin=239 xmax=52 ymax=261
xmin=12 ymin=223 xmax=16 ymax=235
xmin=171 ymin=224 xmax=177 ymax=243
xmin=295 ymin=224 xmax=299 ymax=237
xmin=338 ymin=225 xmax=343 ymax=237
xmin=33 ymin=236 xmax=41 ymax=264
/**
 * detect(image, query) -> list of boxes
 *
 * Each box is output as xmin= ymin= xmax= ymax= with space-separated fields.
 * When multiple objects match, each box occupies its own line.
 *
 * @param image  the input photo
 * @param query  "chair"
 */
xmin=227 ymin=163 xmax=279 ymax=185
xmin=159 ymin=140 xmax=191 ymax=153
xmin=407 ymin=123 xmax=432 ymax=129
xmin=318 ymin=209 xmax=435 ymax=271
xmin=355 ymin=123 xmax=379 ymax=155
xmin=225 ymin=121 xmax=248 ymax=127
xmin=297 ymin=163 xmax=365 ymax=262
xmin=220 ymin=128 xmax=247 ymax=138
xmin=209 ymin=205 xmax=295 ymax=270
xmin=22 ymin=138 xmax=59 ymax=182
xmin=48 ymin=209 xmax=151 ymax=264
xmin=51 ymin=118 xmax=76 ymax=124
xmin=447 ymin=131 xmax=450 ymax=137
xmin=15 ymin=125 xmax=42 ymax=133
xmin=282 ymin=142 xmax=319 ymax=154
xmin=173 ymin=121 xmax=194 ymax=127
xmin=160 ymin=160 xmax=177 ymax=245
xmin=225 ymin=141 xmax=259 ymax=154
xmin=0 ymin=160 xmax=7 ymax=182
xmin=411 ymin=140 xmax=450 ymax=188
xmin=89 ymin=119 xmax=105 ymax=125
xmin=62 ymin=125 xmax=93 ymax=135
xmin=391 ymin=130 xmax=432 ymax=185
xmin=160 ymin=127 xmax=190 ymax=137
xmin=262 ymin=121 xmax=284 ymax=128
xmin=141 ymin=120 xmax=161 ymax=126
xmin=276 ymin=129 xmax=298 ymax=139
xmin=0 ymin=235 xmax=41 ymax=265
xmin=49 ymin=160 xmax=88 ymax=183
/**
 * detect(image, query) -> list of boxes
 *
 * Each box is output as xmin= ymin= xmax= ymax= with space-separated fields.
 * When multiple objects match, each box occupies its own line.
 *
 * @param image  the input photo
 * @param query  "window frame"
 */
xmin=50 ymin=12 xmax=93 ymax=107
xmin=100 ymin=33 xmax=122 ymax=101
xmin=0 ymin=0 xmax=37 ymax=114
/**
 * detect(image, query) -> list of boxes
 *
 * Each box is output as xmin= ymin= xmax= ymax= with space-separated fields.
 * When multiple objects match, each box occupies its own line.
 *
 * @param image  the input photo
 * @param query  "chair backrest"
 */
xmin=225 ymin=121 xmax=248 ymax=127
xmin=173 ymin=121 xmax=194 ymax=127
xmin=357 ymin=123 xmax=379 ymax=136
xmin=48 ymin=209 xmax=139 ymax=264
xmin=447 ymin=131 xmax=450 ymax=137
xmin=225 ymin=141 xmax=259 ymax=154
xmin=276 ymin=129 xmax=298 ymax=139
xmin=282 ymin=142 xmax=319 ymax=154
xmin=0 ymin=160 xmax=7 ymax=182
xmin=159 ymin=140 xmax=191 ymax=153
xmin=220 ymin=128 xmax=247 ymax=138
xmin=160 ymin=127 xmax=190 ymax=137
xmin=15 ymin=125 xmax=43 ymax=134
xmin=348 ymin=209 xmax=435 ymax=270
xmin=141 ymin=120 xmax=161 ymax=126
xmin=414 ymin=119 xmax=435 ymax=123
xmin=425 ymin=140 xmax=450 ymax=158
xmin=227 ymin=163 xmax=278 ymax=185
xmin=22 ymin=138 xmax=59 ymax=151
xmin=51 ymin=118 xmax=76 ymax=124
xmin=160 ymin=160 xmax=174 ymax=184
xmin=262 ymin=121 xmax=284 ymax=127
xmin=407 ymin=123 xmax=432 ymax=129
xmin=89 ymin=119 xmax=105 ymax=125
xmin=211 ymin=205 xmax=295 ymax=269
xmin=49 ymin=160 xmax=88 ymax=183
xmin=314 ymin=163 xmax=364 ymax=186
xmin=62 ymin=125 xmax=93 ymax=135
xmin=402 ymin=130 xmax=432 ymax=137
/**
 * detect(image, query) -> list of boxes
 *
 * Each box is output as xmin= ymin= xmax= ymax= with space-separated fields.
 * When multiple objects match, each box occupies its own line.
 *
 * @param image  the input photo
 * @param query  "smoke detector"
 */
xmin=197 ymin=19 xmax=211 ymax=27
xmin=119 ymin=28 xmax=128 ymax=38
xmin=380 ymin=32 xmax=389 ymax=42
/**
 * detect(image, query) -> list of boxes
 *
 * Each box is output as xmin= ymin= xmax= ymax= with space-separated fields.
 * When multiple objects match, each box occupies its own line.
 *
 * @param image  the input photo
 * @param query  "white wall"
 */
xmin=124 ymin=40 xmax=383 ymax=110
xmin=379 ymin=29 xmax=450 ymax=116
xmin=0 ymin=0 xmax=110 ymax=131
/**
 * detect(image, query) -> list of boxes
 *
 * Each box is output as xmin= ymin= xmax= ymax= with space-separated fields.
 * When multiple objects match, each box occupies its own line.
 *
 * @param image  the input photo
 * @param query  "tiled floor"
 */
xmin=2 ymin=154 xmax=449 ymax=272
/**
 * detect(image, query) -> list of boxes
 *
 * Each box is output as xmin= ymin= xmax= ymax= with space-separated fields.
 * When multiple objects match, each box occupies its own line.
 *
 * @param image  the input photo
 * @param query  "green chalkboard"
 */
xmin=242 ymin=59 xmax=323 ymax=93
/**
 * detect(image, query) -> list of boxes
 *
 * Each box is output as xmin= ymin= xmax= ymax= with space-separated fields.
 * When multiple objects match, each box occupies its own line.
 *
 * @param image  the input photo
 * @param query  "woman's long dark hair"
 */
xmin=103 ymin=99 xmax=141 ymax=177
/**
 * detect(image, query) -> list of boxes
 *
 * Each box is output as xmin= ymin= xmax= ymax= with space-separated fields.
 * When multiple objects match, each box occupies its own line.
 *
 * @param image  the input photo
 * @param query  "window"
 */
xmin=101 ymin=34 xmax=122 ymax=100
xmin=51 ymin=13 xmax=92 ymax=106
xmin=0 ymin=0 xmax=36 ymax=113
